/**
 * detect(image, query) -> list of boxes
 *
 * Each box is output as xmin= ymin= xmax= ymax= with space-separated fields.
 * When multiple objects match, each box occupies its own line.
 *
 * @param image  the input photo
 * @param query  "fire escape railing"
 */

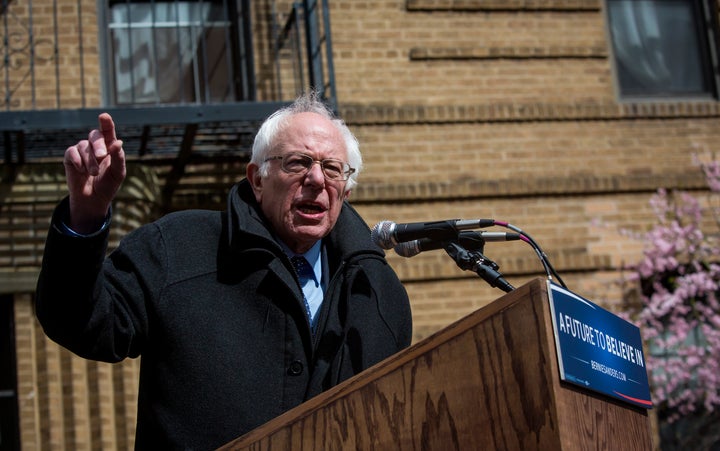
xmin=0 ymin=0 xmax=337 ymax=163
xmin=274 ymin=0 xmax=337 ymax=112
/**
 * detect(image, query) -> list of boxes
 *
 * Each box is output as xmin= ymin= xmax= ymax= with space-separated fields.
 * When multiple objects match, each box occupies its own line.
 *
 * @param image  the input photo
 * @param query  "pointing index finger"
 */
xmin=98 ymin=113 xmax=117 ymax=147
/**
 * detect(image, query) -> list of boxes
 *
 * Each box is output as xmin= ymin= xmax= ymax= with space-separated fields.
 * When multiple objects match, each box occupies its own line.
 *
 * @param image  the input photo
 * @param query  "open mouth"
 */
xmin=297 ymin=202 xmax=326 ymax=215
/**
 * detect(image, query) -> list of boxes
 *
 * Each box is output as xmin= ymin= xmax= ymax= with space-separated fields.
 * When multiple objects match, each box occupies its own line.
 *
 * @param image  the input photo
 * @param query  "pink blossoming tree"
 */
xmin=623 ymin=158 xmax=720 ymax=449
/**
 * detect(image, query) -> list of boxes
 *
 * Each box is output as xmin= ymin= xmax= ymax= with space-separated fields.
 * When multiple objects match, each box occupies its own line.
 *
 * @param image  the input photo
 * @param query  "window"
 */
xmin=606 ymin=0 xmax=720 ymax=99
xmin=106 ymin=0 xmax=254 ymax=105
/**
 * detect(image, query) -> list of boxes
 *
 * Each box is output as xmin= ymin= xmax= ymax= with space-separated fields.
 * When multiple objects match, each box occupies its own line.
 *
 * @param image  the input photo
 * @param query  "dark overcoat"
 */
xmin=36 ymin=179 xmax=412 ymax=449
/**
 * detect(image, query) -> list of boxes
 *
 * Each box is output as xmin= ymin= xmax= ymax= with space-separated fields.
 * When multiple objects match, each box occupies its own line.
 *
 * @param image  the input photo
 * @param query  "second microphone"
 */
xmin=371 ymin=219 xmax=496 ymax=250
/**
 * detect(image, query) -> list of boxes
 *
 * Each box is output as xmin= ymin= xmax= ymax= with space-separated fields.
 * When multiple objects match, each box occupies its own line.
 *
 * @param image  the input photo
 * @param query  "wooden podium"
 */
xmin=220 ymin=278 xmax=653 ymax=450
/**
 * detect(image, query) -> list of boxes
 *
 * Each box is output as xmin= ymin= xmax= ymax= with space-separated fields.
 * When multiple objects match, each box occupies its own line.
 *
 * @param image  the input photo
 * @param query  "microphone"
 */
xmin=394 ymin=231 xmax=522 ymax=257
xmin=371 ymin=219 xmax=495 ymax=250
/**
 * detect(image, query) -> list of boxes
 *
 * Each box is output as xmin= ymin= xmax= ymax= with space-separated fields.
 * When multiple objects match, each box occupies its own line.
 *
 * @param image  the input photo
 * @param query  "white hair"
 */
xmin=251 ymin=92 xmax=362 ymax=191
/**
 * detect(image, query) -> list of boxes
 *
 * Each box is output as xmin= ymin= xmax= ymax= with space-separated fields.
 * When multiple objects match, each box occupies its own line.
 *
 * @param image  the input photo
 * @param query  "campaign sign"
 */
xmin=547 ymin=281 xmax=653 ymax=409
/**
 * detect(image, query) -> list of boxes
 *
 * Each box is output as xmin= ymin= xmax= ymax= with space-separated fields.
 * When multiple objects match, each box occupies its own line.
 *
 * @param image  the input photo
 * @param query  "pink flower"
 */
xmin=622 ymin=163 xmax=720 ymax=423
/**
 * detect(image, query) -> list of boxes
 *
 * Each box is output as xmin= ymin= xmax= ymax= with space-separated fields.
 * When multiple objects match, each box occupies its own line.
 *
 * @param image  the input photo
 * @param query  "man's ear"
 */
xmin=246 ymin=163 xmax=263 ymax=203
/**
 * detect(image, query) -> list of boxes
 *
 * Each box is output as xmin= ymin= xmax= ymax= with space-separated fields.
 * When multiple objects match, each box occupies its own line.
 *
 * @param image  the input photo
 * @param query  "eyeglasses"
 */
xmin=264 ymin=152 xmax=355 ymax=181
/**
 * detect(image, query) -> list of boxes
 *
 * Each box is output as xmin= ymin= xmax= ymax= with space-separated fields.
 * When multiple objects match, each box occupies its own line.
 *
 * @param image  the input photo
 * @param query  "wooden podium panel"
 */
xmin=220 ymin=278 xmax=652 ymax=450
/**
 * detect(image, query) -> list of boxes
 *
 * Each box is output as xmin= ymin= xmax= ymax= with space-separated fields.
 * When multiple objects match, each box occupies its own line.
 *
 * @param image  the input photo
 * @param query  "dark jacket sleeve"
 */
xmin=35 ymin=197 xmax=153 ymax=362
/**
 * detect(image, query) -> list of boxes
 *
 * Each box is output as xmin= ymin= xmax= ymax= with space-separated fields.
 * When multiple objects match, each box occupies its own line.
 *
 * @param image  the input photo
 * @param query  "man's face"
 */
xmin=248 ymin=112 xmax=351 ymax=254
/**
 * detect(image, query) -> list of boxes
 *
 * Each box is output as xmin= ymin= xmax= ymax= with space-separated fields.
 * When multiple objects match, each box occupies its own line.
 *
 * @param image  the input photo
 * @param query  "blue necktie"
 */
xmin=291 ymin=256 xmax=315 ymax=326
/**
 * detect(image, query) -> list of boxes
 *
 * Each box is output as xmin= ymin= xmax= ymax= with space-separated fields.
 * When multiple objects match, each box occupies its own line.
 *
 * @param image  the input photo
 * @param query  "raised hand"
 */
xmin=63 ymin=113 xmax=127 ymax=233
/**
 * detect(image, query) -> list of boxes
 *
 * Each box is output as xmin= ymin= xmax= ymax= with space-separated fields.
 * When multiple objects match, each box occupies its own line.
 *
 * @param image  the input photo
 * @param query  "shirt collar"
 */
xmin=280 ymin=239 xmax=322 ymax=282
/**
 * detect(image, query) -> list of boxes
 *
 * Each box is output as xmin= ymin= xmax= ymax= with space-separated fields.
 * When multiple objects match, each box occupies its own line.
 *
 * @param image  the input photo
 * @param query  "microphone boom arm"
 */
xmin=444 ymin=242 xmax=515 ymax=293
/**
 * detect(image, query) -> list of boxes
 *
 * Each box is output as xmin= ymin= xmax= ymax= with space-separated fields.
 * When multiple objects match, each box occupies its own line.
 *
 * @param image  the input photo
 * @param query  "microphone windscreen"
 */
xmin=370 ymin=220 xmax=395 ymax=249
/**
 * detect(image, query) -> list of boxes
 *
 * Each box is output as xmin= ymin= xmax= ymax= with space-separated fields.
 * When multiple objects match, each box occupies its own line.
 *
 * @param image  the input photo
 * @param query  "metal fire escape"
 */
xmin=0 ymin=0 xmax=337 ymax=212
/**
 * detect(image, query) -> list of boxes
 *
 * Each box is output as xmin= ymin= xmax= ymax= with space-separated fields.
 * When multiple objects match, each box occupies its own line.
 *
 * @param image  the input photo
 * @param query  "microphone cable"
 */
xmin=491 ymin=220 xmax=567 ymax=289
